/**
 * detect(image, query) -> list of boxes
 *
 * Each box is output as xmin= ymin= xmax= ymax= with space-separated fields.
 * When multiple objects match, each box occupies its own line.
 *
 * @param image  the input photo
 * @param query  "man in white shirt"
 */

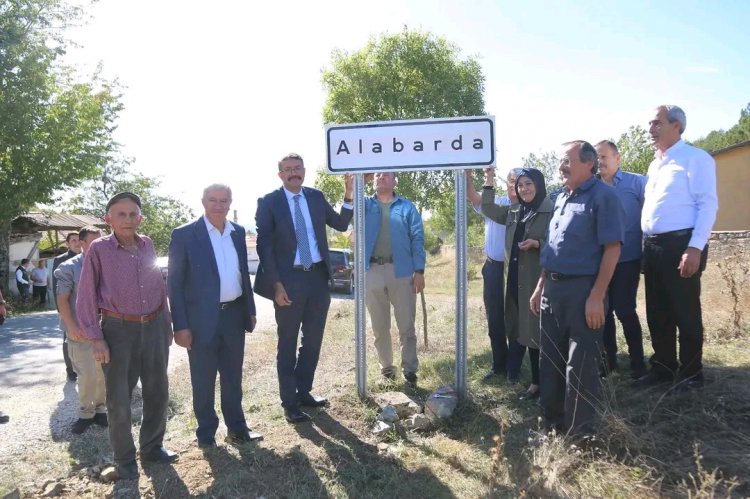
xmin=634 ymin=105 xmax=718 ymax=392
xmin=168 ymin=184 xmax=259 ymax=448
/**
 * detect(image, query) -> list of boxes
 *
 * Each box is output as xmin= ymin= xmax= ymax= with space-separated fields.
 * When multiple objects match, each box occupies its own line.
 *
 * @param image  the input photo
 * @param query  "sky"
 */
xmin=64 ymin=0 xmax=750 ymax=227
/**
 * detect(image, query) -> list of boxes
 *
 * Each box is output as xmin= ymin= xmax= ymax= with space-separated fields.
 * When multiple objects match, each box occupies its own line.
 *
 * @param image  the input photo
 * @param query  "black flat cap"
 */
xmin=106 ymin=191 xmax=142 ymax=212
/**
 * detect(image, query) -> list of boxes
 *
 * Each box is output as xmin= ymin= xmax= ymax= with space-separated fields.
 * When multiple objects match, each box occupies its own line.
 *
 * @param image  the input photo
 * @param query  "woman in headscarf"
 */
xmin=481 ymin=168 xmax=553 ymax=400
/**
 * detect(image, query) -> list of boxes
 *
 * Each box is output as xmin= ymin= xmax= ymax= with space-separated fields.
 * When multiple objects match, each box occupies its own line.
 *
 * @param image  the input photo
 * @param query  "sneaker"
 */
xmin=94 ymin=413 xmax=108 ymax=427
xmin=72 ymin=417 xmax=95 ymax=434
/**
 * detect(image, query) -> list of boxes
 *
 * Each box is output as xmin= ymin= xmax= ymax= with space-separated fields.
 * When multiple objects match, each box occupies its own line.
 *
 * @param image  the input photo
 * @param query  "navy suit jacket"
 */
xmin=254 ymin=186 xmax=353 ymax=300
xmin=168 ymin=218 xmax=256 ymax=345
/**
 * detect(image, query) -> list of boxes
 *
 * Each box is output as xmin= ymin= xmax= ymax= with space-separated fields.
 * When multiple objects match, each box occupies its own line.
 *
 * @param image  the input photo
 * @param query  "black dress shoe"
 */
xmin=284 ymin=406 xmax=311 ymax=424
xmin=671 ymin=374 xmax=705 ymax=394
xmin=116 ymin=460 xmax=139 ymax=480
xmin=403 ymin=371 xmax=418 ymax=386
xmin=519 ymin=387 xmax=540 ymax=401
xmin=198 ymin=438 xmax=217 ymax=449
xmin=381 ymin=371 xmax=396 ymax=381
xmin=298 ymin=393 xmax=330 ymax=407
xmin=94 ymin=412 xmax=108 ymax=427
xmin=226 ymin=430 xmax=264 ymax=444
xmin=72 ymin=417 xmax=95 ymax=434
xmin=630 ymin=363 xmax=648 ymax=380
xmin=140 ymin=447 xmax=178 ymax=463
xmin=482 ymin=370 xmax=498 ymax=382
xmin=631 ymin=370 xmax=672 ymax=388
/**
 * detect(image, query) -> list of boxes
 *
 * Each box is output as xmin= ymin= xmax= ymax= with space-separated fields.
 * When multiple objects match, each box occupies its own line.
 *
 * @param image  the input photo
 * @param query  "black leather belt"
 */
xmin=219 ymin=297 xmax=241 ymax=310
xmin=370 ymin=256 xmax=393 ymax=265
xmin=486 ymin=256 xmax=504 ymax=264
xmin=292 ymin=261 xmax=325 ymax=271
xmin=547 ymin=272 xmax=588 ymax=281
xmin=645 ymin=228 xmax=693 ymax=242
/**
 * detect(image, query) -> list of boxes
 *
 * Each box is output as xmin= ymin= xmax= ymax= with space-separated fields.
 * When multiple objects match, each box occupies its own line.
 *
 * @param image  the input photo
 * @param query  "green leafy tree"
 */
xmin=693 ymin=102 xmax=750 ymax=152
xmin=67 ymin=162 xmax=194 ymax=255
xmin=0 ymin=0 xmax=123 ymax=290
xmin=616 ymin=125 xmax=653 ymax=175
xmin=320 ymin=28 xmax=486 ymax=216
xmin=522 ymin=151 xmax=563 ymax=193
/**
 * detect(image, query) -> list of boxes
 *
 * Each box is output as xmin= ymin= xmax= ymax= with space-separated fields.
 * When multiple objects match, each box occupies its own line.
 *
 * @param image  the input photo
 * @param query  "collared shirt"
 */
xmin=364 ymin=194 xmax=426 ymax=278
xmin=641 ymin=140 xmax=718 ymax=250
xmin=283 ymin=187 xmax=323 ymax=265
xmin=607 ymin=169 xmax=647 ymax=263
xmin=203 ymin=216 xmax=243 ymax=303
xmin=472 ymin=195 xmax=510 ymax=262
xmin=54 ymin=253 xmax=84 ymax=332
xmin=76 ymin=233 xmax=170 ymax=340
xmin=541 ymin=176 xmax=625 ymax=276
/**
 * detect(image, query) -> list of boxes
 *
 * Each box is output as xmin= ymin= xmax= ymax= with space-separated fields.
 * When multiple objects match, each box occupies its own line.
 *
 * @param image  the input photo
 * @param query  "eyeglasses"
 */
xmin=280 ymin=165 xmax=305 ymax=174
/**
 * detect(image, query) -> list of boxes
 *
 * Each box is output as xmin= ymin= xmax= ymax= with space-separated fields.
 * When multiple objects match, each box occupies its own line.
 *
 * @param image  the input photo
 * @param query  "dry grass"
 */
xmin=2 ymin=253 xmax=749 ymax=498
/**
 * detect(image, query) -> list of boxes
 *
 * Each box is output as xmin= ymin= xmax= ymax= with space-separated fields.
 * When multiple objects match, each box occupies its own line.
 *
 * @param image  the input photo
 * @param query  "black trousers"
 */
xmin=643 ymin=233 xmax=707 ymax=379
xmin=482 ymin=259 xmax=507 ymax=374
xmin=275 ymin=265 xmax=331 ymax=409
xmin=188 ymin=300 xmax=247 ymax=443
xmin=602 ymin=260 xmax=645 ymax=369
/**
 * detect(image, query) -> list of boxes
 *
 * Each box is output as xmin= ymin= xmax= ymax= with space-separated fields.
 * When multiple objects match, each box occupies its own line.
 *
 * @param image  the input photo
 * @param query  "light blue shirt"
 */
xmin=608 ymin=169 xmax=646 ymax=263
xmin=364 ymin=195 xmax=425 ymax=278
xmin=283 ymin=187 xmax=323 ymax=265
xmin=472 ymin=195 xmax=509 ymax=262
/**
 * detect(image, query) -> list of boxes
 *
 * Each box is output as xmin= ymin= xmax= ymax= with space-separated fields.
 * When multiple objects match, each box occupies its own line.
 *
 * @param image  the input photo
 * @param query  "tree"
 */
xmin=616 ymin=125 xmax=653 ymax=175
xmin=0 ymin=0 xmax=123 ymax=291
xmin=320 ymin=28 xmax=486 ymax=217
xmin=67 ymin=162 xmax=194 ymax=255
xmin=693 ymin=102 xmax=750 ymax=152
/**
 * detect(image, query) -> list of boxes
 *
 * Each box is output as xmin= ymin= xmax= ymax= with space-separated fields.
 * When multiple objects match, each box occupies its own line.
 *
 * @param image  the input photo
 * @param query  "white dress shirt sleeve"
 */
xmin=687 ymin=152 xmax=718 ymax=250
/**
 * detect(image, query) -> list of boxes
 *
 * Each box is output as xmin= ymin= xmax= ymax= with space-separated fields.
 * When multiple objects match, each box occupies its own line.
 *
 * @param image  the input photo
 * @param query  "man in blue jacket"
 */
xmin=365 ymin=172 xmax=426 ymax=386
xmin=168 ymin=184 xmax=259 ymax=448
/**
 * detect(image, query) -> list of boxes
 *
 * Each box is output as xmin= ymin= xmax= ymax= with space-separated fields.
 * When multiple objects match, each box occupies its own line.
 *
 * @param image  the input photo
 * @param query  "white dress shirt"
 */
xmin=472 ymin=195 xmax=510 ymax=262
xmin=283 ymin=187 xmax=324 ymax=266
xmin=203 ymin=216 xmax=243 ymax=303
xmin=641 ymin=140 xmax=718 ymax=250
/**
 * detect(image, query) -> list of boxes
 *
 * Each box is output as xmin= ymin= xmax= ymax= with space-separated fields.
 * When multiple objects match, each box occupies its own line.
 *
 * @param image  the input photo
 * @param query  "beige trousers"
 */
xmin=68 ymin=339 xmax=107 ymax=419
xmin=366 ymin=263 xmax=419 ymax=375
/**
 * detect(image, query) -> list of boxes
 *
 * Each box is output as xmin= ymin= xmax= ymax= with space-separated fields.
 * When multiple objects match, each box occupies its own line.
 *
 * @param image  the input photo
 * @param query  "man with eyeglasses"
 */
xmin=77 ymin=192 xmax=176 ymax=480
xmin=254 ymin=153 xmax=353 ymax=423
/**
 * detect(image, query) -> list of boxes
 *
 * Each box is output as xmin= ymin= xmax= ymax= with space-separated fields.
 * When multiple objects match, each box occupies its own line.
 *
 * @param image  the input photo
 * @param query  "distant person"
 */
xmin=77 ymin=192 xmax=176 ymax=480
xmin=169 ymin=184 xmax=260 ymax=448
xmin=634 ymin=105 xmax=718 ymax=392
xmin=364 ymin=172 xmax=425 ymax=386
xmin=530 ymin=140 xmax=624 ymax=435
xmin=482 ymin=168 xmax=553 ymax=400
xmin=53 ymin=232 xmax=83 ymax=381
xmin=254 ymin=153 xmax=353 ymax=424
xmin=31 ymin=259 xmax=49 ymax=307
xmin=465 ymin=168 xmax=518 ymax=381
xmin=55 ymin=226 xmax=107 ymax=434
xmin=595 ymin=140 xmax=648 ymax=379
xmin=15 ymin=258 xmax=32 ymax=302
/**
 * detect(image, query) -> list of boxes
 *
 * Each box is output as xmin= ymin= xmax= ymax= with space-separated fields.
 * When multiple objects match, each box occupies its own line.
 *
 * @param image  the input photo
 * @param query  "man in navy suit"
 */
xmin=255 ymin=153 xmax=353 ymax=423
xmin=168 ymin=184 xmax=259 ymax=448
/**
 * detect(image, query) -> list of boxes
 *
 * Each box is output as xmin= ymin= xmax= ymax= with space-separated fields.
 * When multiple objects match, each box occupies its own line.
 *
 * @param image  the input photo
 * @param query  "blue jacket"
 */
xmin=365 ymin=194 xmax=425 ymax=278
xmin=168 ymin=218 xmax=256 ymax=346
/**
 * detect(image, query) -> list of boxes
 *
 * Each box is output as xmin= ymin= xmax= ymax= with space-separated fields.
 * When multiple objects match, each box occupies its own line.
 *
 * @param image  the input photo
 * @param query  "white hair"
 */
xmin=662 ymin=105 xmax=686 ymax=134
xmin=202 ymin=183 xmax=232 ymax=199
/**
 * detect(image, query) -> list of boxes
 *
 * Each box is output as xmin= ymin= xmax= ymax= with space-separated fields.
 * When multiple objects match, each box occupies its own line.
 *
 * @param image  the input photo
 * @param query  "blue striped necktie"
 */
xmin=293 ymin=195 xmax=313 ymax=268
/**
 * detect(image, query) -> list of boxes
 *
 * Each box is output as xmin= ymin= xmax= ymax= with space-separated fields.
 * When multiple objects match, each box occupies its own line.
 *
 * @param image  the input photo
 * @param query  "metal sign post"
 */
xmin=454 ymin=170 xmax=468 ymax=400
xmin=354 ymin=173 xmax=367 ymax=398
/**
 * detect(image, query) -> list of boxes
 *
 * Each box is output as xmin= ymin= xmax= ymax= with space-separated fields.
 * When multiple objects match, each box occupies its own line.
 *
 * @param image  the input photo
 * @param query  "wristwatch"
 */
xmin=344 ymin=197 xmax=353 ymax=203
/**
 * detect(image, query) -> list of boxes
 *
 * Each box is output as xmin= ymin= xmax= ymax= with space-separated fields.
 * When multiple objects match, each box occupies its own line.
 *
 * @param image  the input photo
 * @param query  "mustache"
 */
xmin=288 ymin=175 xmax=302 ymax=181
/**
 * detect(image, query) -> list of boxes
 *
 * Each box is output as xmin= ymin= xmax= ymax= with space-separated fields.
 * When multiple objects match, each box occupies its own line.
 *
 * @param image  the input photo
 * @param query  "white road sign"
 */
xmin=326 ymin=116 xmax=495 ymax=173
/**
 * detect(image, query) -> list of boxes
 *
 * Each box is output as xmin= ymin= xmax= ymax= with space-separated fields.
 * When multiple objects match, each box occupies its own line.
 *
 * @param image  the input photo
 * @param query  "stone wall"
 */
xmin=708 ymin=231 xmax=750 ymax=260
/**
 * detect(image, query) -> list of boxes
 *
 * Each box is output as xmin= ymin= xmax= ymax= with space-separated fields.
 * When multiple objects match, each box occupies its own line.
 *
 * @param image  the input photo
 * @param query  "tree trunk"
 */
xmin=0 ymin=223 xmax=10 ymax=295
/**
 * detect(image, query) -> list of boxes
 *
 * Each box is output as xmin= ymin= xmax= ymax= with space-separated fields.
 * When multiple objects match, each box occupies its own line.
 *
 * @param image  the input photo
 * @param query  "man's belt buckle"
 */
xmin=139 ymin=314 xmax=151 ymax=323
xmin=220 ymin=302 xmax=230 ymax=310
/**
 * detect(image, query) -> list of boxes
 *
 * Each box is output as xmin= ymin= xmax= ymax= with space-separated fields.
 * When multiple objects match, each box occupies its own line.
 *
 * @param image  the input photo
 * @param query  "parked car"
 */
xmin=328 ymin=248 xmax=354 ymax=294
